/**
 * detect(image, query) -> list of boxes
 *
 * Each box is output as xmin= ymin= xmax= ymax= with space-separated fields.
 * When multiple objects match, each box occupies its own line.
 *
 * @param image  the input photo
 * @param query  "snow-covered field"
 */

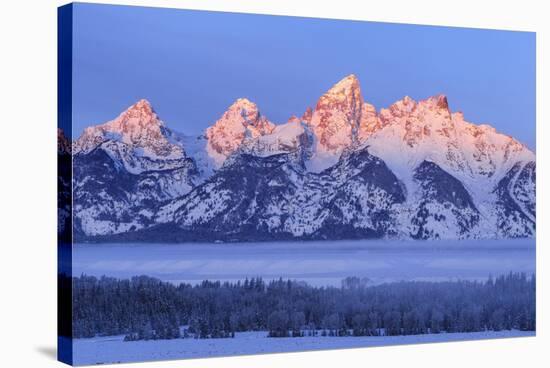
xmin=73 ymin=239 xmax=535 ymax=286
xmin=72 ymin=330 xmax=534 ymax=365
xmin=71 ymin=239 xmax=535 ymax=365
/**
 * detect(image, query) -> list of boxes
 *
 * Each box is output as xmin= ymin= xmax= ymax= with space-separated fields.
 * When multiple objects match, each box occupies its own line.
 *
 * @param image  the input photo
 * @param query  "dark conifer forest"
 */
xmin=66 ymin=273 xmax=535 ymax=340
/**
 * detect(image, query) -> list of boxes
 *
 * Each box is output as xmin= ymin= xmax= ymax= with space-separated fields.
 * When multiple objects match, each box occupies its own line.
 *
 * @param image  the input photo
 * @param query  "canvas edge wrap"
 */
xmin=58 ymin=3 xmax=74 ymax=365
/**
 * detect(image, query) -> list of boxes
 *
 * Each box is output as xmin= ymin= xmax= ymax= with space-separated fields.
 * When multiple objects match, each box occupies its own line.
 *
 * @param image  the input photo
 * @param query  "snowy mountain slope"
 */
xmin=72 ymin=100 xmax=199 ymax=236
xmin=511 ymin=161 xmax=536 ymax=220
xmin=492 ymin=161 xmax=536 ymax=237
xmin=154 ymin=145 xmax=406 ymax=241
xmin=74 ymin=99 xmax=187 ymax=167
xmin=364 ymin=93 xmax=535 ymax=238
xmin=366 ymin=95 xmax=534 ymax=193
xmin=311 ymin=146 xmax=406 ymax=239
xmin=73 ymin=147 xmax=197 ymax=236
xmin=408 ymin=161 xmax=482 ymax=240
xmin=70 ymin=74 xmax=535 ymax=241
xmin=155 ymin=151 xmax=308 ymax=240
xmin=241 ymin=119 xmax=313 ymax=162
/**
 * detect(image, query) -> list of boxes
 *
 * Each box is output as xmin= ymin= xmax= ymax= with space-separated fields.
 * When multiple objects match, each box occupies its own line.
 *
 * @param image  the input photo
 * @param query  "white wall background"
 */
xmin=0 ymin=0 xmax=547 ymax=367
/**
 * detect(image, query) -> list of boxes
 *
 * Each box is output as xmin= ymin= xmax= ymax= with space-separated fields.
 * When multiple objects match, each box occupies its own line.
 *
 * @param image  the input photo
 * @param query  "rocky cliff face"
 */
xmin=58 ymin=128 xmax=72 ymax=241
xmin=70 ymin=75 xmax=535 ymax=241
xmin=309 ymin=75 xmax=364 ymax=153
xmin=205 ymin=98 xmax=275 ymax=167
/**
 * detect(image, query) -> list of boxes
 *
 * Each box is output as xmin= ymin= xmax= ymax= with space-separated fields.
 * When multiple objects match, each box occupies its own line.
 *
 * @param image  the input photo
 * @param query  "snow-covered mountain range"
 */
xmin=64 ymin=74 xmax=535 ymax=241
xmin=58 ymin=128 xmax=72 ymax=241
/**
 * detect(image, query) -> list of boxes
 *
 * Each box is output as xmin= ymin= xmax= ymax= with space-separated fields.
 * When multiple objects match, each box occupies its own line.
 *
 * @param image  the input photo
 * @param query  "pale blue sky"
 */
xmin=71 ymin=3 xmax=536 ymax=149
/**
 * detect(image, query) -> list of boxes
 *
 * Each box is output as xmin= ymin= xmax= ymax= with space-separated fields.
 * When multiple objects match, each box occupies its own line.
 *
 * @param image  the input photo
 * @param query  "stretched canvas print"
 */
xmin=58 ymin=2 xmax=536 ymax=365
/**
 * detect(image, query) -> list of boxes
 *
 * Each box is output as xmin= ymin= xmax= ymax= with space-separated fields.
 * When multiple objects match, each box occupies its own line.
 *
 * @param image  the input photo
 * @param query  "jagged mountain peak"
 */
xmin=309 ymin=75 xmax=365 ymax=156
xmin=205 ymin=98 xmax=275 ymax=166
xmin=72 ymin=74 xmax=535 ymax=241
xmin=426 ymin=94 xmax=449 ymax=110
xmin=287 ymin=115 xmax=301 ymax=124
xmin=381 ymin=96 xmax=417 ymax=121
xmin=402 ymin=95 xmax=415 ymax=104
xmin=108 ymin=98 xmax=163 ymax=132
xmin=335 ymin=73 xmax=359 ymax=86
xmin=301 ymin=107 xmax=313 ymax=124
xmin=126 ymin=98 xmax=154 ymax=113
xmin=58 ymin=128 xmax=71 ymax=155
xmin=328 ymin=73 xmax=360 ymax=92
xmin=368 ymin=91 xmax=535 ymax=200
xmin=213 ymin=98 xmax=272 ymax=131
xmin=318 ymin=74 xmax=362 ymax=106
xmin=227 ymin=98 xmax=260 ymax=121
xmin=380 ymin=94 xmax=453 ymax=127
xmin=382 ymin=94 xmax=450 ymax=122
xmin=452 ymin=111 xmax=465 ymax=121
xmin=73 ymin=99 xmax=185 ymax=161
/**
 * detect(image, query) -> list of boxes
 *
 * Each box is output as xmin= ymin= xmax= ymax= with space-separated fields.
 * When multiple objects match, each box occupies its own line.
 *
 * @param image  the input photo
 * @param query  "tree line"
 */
xmin=67 ymin=272 xmax=535 ymax=340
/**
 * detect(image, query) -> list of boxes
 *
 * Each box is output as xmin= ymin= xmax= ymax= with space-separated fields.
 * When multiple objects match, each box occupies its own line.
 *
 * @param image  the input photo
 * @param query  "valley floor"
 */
xmin=72 ymin=329 xmax=534 ymax=365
